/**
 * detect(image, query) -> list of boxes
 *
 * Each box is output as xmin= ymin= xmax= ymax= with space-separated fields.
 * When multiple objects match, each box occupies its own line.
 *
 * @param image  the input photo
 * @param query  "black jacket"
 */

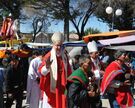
xmin=5 ymin=63 xmax=24 ymax=92
xmin=67 ymin=81 xmax=89 ymax=108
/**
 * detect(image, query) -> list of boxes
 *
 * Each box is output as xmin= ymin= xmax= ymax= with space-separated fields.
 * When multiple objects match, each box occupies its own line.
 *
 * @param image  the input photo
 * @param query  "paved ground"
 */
xmin=11 ymin=99 xmax=29 ymax=108
xmin=11 ymin=98 xmax=111 ymax=108
xmin=9 ymin=96 xmax=135 ymax=108
xmin=3 ymin=92 xmax=29 ymax=108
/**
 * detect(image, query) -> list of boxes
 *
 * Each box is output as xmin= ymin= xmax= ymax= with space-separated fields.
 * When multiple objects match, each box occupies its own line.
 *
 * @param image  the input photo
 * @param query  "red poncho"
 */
xmin=101 ymin=61 xmax=133 ymax=107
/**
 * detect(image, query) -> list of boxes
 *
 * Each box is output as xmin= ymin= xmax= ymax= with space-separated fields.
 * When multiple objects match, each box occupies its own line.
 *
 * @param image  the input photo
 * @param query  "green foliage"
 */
xmin=1 ymin=10 xmax=10 ymax=17
xmin=0 ymin=0 xmax=25 ymax=19
xmin=70 ymin=30 xmax=76 ymax=34
xmin=84 ymin=27 xmax=101 ymax=35
xmin=27 ymin=0 xmax=99 ymax=40
xmin=94 ymin=0 xmax=135 ymax=30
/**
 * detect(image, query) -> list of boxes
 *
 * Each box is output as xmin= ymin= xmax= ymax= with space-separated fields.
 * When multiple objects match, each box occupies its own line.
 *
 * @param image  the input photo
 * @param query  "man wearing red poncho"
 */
xmin=101 ymin=50 xmax=134 ymax=108
xmin=38 ymin=32 xmax=72 ymax=108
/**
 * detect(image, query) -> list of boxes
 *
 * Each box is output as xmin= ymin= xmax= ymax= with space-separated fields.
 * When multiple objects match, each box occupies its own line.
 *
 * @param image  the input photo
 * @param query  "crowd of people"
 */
xmin=0 ymin=32 xmax=135 ymax=108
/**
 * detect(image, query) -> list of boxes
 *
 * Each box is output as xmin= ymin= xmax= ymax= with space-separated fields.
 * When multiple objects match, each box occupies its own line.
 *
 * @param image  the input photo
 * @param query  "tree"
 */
xmin=69 ymin=0 xmax=99 ymax=40
xmin=36 ymin=0 xmax=70 ymax=41
xmin=0 ymin=0 xmax=25 ymax=19
xmin=94 ymin=0 xmax=135 ymax=30
xmin=0 ymin=0 xmax=43 ymax=19
xmin=84 ymin=27 xmax=101 ymax=35
xmin=31 ymin=16 xmax=50 ymax=42
xmin=0 ymin=0 xmax=100 ymax=41
xmin=32 ymin=17 xmax=43 ymax=42
xmin=27 ymin=0 xmax=100 ymax=40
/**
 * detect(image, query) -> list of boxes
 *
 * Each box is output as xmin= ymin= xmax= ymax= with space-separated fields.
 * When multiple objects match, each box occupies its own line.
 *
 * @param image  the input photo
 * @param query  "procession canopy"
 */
xmin=0 ymin=49 xmax=7 ymax=58
xmin=0 ymin=38 xmax=29 ymax=45
xmin=0 ymin=44 xmax=32 ymax=58
xmin=0 ymin=49 xmax=31 ymax=58
xmin=83 ymin=30 xmax=135 ymax=43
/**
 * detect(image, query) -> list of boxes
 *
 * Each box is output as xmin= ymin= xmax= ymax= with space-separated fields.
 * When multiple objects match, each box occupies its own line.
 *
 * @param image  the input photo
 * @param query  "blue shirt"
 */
xmin=0 ymin=67 xmax=4 ymax=88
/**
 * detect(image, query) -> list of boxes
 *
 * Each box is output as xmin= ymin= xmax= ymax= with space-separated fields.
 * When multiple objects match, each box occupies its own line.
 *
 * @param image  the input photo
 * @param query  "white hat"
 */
xmin=87 ymin=41 xmax=98 ymax=53
xmin=51 ymin=32 xmax=64 ymax=44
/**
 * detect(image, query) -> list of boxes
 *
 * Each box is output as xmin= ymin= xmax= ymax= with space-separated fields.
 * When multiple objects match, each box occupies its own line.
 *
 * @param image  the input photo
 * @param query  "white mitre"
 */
xmin=87 ymin=40 xmax=98 ymax=53
xmin=51 ymin=32 xmax=64 ymax=44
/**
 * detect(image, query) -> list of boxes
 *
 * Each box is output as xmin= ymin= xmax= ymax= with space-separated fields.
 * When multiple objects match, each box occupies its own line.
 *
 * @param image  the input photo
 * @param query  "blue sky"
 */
xmin=20 ymin=16 xmax=109 ymax=33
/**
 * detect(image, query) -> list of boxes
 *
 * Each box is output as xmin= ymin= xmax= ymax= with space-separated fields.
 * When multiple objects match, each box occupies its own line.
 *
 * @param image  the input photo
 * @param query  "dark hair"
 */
xmin=79 ymin=55 xmax=90 ymax=66
xmin=40 ymin=50 xmax=47 ymax=56
xmin=74 ymin=55 xmax=81 ymax=61
xmin=114 ymin=50 xmax=126 ymax=59
xmin=32 ymin=50 xmax=40 ymax=56
xmin=126 ymin=52 xmax=132 ymax=59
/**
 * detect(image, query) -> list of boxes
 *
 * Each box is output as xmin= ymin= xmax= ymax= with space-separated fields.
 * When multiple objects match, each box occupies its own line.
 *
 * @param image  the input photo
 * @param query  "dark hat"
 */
xmin=114 ymin=50 xmax=126 ymax=59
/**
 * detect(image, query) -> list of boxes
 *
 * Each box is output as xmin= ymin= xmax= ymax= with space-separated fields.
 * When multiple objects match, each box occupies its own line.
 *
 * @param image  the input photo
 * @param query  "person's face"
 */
xmin=83 ymin=58 xmax=91 ymax=72
xmin=90 ymin=51 xmax=99 ymax=59
xmin=53 ymin=42 xmax=62 ymax=52
xmin=125 ymin=54 xmax=131 ymax=62
xmin=118 ymin=53 xmax=127 ymax=63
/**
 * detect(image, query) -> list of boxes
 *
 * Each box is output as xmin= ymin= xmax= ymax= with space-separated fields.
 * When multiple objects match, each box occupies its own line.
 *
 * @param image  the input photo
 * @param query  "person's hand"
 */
xmin=100 ymin=70 xmax=105 ymax=76
xmin=45 ymin=58 xmax=53 ymax=68
xmin=123 ymin=80 xmax=131 ymax=86
xmin=121 ymin=80 xmax=131 ymax=86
